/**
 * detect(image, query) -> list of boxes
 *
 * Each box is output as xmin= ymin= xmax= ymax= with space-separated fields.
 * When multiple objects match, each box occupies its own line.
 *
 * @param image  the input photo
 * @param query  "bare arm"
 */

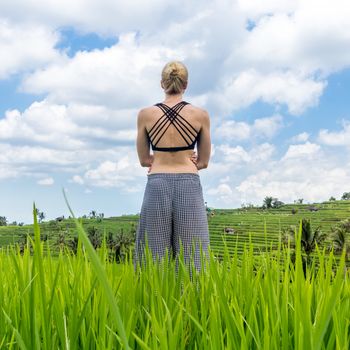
xmin=136 ymin=109 xmax=153 ymax=167
xmin=196 ymin=110 xmax=211 ymax=170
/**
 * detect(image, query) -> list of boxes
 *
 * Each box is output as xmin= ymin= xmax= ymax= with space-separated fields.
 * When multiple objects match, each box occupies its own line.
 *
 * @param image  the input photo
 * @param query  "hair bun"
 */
xmin=161 ymin=61 xmax=188 ymax=95
xmin=169 ymin=69 xmax=178 ymax=78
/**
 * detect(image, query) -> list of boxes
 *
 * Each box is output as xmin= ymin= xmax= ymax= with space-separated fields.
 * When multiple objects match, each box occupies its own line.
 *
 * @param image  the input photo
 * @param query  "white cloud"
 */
xmin=207 ymin=183 xmax=233 ymax=204
xmin=0 ymin=0 xmax=211 ymax=36
xmin=0 ymin=100 xmax=138 ymax=150
xmin=215 ymin=114 xmax=283 ymax=141
xmin=37 ymin=177 xmax=54 ymax=186
xmin=253 ymin=115 xmax=284 ymax=138
xmin=0 ymin=143 xmax=78 ymax=165
xmin=225 ymin=141 xmax=350 ymax=205
xmin=216 ymin=145 xmax=250 ymax=164
xmin=0 ymin=166 xmax=18 ymax=180
xmin=208 ymin=183 xmax=233 ymax=196
xmin=0 ymin=103 xmax=82 ymax=149
xmin=8 ymin=0 xmax=344 ymax=118
xmin=215 ymin=121 xmax=251 ymax=141
xmin=237 ymin=0 xmax=296 ymax=19
xmin=0 ymin=19 xmax=61 ymax=79
xmin=236 ymin=1 xmax=350 ymax=75
xmin=251 ymin=143 xmax=276 ymax=162
xmin=236 ymin=161 xmax=350 ymax=205
xmin=1 ymin=0 xmax=350 ymax=115
xmin=2 ymin=0 xmax=346 ymax=126
xmin=205 ymin=137 xmax=350 ymax=208
xmin=290 ymin=132 xmax=310 ymax=143
xmin=219 ymin=175 xmax=230 ymax=183
xmin=216 ymin=143 xmax=275 ymax=165
xmin=282 ymin=141 xmax=320 ymax=160
xmin=318 ymin=120 xmax=350 ymax=146
xmin=83 ymin=157 xmax=145 ymax=188
xmin=0 ymin=140 xmax=137 ymax=183
xmin=71 ymin=175 xmax=84 ymax=185
xmin=1 ymin=0 xmax=350 ymax=209
xmin=0 ymin=94 xmax=190 ymax=186
xmin=211 ymin=69 xmax=325 ymax=116
xmin=21 ymin=33 xmax=182 ymax=109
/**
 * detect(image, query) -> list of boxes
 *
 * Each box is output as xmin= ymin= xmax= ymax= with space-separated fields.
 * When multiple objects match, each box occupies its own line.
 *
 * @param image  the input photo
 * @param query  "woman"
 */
xmin=135 ymin=61 xmax=211 ymax=271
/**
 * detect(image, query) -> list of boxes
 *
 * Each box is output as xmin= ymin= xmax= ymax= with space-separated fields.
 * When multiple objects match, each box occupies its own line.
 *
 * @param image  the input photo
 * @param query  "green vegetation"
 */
xmin=341 ymin=192 xmax=350 ymax=200
xmin=0 ymin=215 xmax=137 ymax=255
xmin=0 ymin=216 xmax=7 ymax=226
xmin=1 ymin=199 xmax=350 ymax=261
xmin=262 ymin=196 xmax=284 ymax=209
xmin=0 ymin=210 xmax=349 ymax=349
xmin=208 ymin=200 xmax=350 ymax=256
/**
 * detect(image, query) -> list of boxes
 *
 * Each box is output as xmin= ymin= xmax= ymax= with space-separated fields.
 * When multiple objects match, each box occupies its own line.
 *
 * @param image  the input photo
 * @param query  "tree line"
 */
xmin=0 ymin=209 xmax=106 ymax=227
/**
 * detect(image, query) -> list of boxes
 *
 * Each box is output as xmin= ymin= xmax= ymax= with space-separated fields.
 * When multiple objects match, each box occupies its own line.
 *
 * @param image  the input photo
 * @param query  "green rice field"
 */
xmin=1 ymin=200 xmax=349 ymax=255
xmin=0 ymin=202 xmax=349 ymax=349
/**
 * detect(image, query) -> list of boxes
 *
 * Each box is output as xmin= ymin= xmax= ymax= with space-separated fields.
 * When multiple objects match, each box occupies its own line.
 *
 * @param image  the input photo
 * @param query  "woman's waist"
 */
xmin=147 ymin=172 xmax=200 ymax=179
xmin=148 ymin=163 xmax=198 ymax=175
xmin=152 ymin=151 xmax=194 ymax=162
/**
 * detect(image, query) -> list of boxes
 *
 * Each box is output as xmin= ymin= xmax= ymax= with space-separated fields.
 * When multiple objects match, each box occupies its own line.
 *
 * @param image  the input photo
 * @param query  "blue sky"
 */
xmin=1 ymin=0 xmax=350 ymax=223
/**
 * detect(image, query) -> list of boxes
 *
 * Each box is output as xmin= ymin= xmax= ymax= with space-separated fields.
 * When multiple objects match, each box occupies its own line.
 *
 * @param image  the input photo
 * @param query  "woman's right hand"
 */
xmin=147 ymin=155 xmax=154 ymax=173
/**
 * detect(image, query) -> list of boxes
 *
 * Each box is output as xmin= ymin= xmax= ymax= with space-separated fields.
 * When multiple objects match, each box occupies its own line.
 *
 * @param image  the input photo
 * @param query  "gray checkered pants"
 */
xmin=134 ymin=173 xmax=210 ymax=271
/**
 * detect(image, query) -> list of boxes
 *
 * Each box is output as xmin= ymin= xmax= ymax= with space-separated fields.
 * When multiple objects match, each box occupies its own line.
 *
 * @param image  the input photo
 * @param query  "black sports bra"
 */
xmin=146 ymin=101 xmax=200 ymax=152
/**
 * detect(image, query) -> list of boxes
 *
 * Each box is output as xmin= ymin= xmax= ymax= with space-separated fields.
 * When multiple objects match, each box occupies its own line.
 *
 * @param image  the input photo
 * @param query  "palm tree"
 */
xmin=87 ymin=226 xmax=102 ymax=249
xmin=18 ymin=233 xmax=30 ymax=255
xmin=68 ymin=237 xmax=79 ymax=255
xmin=0 ymin=216 xmax=7 ymax=226
xmin=281 ymin=225 xmax=297 ymax=245
xmin=263 ymin=196 xmax=274 ymax=209
xmin=34 ymin=208 xmax=45 ymax=223
xmin=299 ymin=219 xmax=327 ymax=255
xmin=282 ymin=219 xmax=327 ymax=255
xmin=331 ymin=219 xmax=350 ymax=259
xmin=89 ymin=210 xmax=97 ymax=219
xmin=56 ymin=231 xmax=66 ymax=250
xmin=96 ymin=213 xmax=104 ymax=223
xmin=107 ymin=229 xmax=135 ymax=262
xmin=38 ymin=211 xmax=45 ymax=223
xmin=282 ymin=219 xmax=327 ymax=276
xmin=341 ymin=192 xmax=350 ymax=200
xmin=332 ymin=229 xmax=349 ymax=251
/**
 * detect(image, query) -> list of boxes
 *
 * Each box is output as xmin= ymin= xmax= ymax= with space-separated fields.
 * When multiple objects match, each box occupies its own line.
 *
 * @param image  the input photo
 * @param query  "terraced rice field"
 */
xmin=0 ymin=216 xmax=349 ymax=349
xmin=0 ymin=216 xmax=137 ymax=252
xmin=208 ymin=201 xmax=350 ymax=254
xmin=0 ymin=201 xmax=349 ymax=256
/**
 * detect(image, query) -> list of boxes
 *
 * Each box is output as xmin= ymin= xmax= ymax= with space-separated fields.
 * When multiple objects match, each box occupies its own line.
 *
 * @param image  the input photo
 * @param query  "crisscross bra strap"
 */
xmin=147 ymin=101 xmax=200 ymax=151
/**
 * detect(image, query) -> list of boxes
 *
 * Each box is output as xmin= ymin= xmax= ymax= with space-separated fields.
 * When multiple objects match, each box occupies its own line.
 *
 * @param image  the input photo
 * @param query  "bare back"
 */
xmin=136 ymin=102 xmax=211 ymax=174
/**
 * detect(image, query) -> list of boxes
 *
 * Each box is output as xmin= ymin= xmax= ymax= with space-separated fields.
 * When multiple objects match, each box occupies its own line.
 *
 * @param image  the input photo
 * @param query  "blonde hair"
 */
xmin=161 ymin=61 xmax=188 ymax=95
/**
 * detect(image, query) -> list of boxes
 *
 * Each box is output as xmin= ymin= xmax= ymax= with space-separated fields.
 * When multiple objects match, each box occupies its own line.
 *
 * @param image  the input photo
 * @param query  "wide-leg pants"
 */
xmin=134 ymin=173 xmax=210 ymax=271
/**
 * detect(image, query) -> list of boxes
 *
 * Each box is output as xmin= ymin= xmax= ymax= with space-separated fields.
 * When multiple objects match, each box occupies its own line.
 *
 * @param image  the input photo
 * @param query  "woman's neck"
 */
xmin=163 ymin=92 xmax=184 ymax=104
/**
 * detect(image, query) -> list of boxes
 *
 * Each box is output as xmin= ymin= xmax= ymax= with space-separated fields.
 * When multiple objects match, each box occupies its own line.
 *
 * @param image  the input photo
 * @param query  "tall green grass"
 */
xmin=0 ymin=207 xmax=349 ymax=349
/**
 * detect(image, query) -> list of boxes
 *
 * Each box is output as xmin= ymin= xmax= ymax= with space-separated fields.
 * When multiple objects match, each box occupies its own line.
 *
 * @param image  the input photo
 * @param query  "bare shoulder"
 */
xmin=138 ymin=105 xmax=156 ymax=117
xmin=137 ymin=105 xmax=158 ymax=124
xmin=187 ymin=103 xmax=210 ymax=122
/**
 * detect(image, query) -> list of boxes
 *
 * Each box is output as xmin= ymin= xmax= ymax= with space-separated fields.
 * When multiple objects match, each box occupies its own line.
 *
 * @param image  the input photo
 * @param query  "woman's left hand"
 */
xmin=190 ymin=151 xmax=198 ymax=167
